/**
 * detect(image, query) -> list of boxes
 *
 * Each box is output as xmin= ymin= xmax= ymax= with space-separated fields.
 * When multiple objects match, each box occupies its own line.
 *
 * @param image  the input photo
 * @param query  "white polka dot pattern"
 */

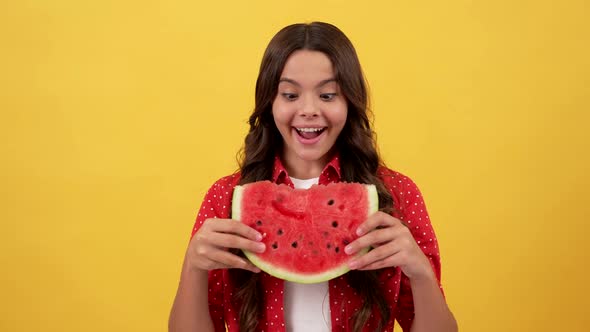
xmin=188 ymin=155 xmax=443 ymax=331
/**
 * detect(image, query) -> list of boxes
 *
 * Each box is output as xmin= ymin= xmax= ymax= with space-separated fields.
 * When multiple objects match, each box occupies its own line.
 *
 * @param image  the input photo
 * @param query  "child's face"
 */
xmin=272 ymin=50 xmax=347 ymax=172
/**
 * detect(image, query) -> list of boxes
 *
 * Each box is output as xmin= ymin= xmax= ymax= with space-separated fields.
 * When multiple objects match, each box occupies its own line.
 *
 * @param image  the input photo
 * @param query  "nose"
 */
xmin=299 ymin=95 xmax=319 ymax=117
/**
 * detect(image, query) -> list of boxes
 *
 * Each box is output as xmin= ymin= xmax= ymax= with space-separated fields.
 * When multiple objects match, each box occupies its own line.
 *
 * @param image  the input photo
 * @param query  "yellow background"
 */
xmin=1 ymin=1 xmax=588 ymax=331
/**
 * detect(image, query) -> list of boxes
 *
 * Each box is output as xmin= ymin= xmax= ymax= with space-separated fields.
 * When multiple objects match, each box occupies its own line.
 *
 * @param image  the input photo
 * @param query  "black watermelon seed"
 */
xmin=291 ymin=241 xmax=298 ymax=248
xmin=255 ymin=220 xmax=262 ymax=226
xmin=327 ymin=199 xmax=334 ymax=206
xmin=272 ymin=242 xmax=278 ymax=249
xmin=332 ymin=221 xmax=338 ymax=228
xmin=277 ymin=229 xmax=283 ymax=235
xmin=327 ymin=243 xmax=332 ymax=249
xmin=342 ymin=239 xmax=350 ymax=245
xmin=335 ymin=246 xmax=340 ymax=253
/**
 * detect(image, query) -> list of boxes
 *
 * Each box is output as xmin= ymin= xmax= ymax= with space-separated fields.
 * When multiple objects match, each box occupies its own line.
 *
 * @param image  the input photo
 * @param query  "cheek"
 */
xmin=272 ymin=100 xmax=295 ymax=127
xmin=271 ymin=106 xmax=290 ymax=136
xmin=331 ymin=103 xmax=348 ymax=128
xmin=339 ymin=110 xmax=348 ymax=126
xmin=272 ymin=110 xmax=284 ymax=128
xmin=271 ymin=101 xmax=282 ymax=124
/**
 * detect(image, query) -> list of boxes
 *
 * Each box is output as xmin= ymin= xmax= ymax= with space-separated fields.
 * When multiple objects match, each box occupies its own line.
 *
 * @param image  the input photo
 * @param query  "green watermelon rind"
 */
xmin=232 ymin=183 xmax=378 ymax=284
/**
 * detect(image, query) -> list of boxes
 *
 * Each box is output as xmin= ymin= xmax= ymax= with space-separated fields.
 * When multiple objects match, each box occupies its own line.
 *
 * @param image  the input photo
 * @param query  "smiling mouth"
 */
xmin=295 ymin=127 xmax=326 ymax=139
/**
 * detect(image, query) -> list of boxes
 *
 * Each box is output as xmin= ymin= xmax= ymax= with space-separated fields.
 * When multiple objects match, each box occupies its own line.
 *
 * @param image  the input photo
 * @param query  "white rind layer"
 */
xmin=243 ymin=248 xmax=368 ymax=284
xmin=231 ymin=185 xmax=244 ymax=222
xmin=232 ymin=183 xmax=378 ymax=284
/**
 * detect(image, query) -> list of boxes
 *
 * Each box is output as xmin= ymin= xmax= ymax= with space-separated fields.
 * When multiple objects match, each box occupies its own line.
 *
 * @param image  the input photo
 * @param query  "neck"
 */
xmin=282 ymin=153 xmax=330 ymax=180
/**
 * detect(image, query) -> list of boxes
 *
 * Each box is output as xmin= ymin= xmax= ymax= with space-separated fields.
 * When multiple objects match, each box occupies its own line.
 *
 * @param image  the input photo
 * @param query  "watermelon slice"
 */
xmin=232 ymin=181 xmax=378 ymax=284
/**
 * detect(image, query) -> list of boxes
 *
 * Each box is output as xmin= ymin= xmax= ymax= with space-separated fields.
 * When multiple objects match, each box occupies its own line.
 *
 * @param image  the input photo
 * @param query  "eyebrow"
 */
xmin=278 ymin=78 xmax=337 ymax=88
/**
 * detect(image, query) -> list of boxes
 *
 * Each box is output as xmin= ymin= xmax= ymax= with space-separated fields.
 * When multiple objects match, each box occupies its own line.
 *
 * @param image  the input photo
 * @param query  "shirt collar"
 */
xmin=271 ymin=154 xmax=342 ymax=186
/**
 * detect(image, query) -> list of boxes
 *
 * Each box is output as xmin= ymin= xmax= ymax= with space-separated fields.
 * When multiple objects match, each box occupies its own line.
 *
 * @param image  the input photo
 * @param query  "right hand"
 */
xmin=186 ymin=218 xmax=266 ymax=273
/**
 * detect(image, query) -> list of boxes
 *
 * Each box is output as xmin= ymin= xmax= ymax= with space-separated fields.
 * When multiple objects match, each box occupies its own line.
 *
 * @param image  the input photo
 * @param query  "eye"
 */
xmin=320 ymin=93 xmax=338 ymax=101
xmin=281 ymin=93 xmax=298 ymax=101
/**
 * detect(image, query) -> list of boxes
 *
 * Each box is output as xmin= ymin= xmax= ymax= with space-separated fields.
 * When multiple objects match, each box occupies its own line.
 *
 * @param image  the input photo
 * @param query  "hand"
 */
xmin=186 ymin=218 xmax=266 ymax=273
xmin=344 ymin=211 xmax=434 ymax=281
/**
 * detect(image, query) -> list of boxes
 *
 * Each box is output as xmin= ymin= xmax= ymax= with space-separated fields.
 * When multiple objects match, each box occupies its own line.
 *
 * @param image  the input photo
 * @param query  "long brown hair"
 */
xmin=233 ymin=22 xmax=393 ymax=332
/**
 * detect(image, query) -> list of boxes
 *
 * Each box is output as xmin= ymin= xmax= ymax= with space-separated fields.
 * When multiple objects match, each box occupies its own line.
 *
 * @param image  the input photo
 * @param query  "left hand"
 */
xmin=345 ymin=211 xmax=434 ymax=281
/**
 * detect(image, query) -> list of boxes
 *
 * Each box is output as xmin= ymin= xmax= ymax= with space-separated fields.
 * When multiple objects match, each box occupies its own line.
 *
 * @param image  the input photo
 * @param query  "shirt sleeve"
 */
xmin=391 ymin=175 xmax=443 ymax=331
xmin=190 ymin=179 xmax=231 ymax=332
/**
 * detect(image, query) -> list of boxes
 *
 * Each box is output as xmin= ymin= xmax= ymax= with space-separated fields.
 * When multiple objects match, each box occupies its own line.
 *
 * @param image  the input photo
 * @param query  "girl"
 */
xmin=169 ymin=22 xmax=457 ymax=332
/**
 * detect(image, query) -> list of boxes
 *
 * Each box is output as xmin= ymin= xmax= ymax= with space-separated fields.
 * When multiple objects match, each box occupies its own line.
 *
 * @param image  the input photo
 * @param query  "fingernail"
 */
xmin=356 ymin=228 xmax=363 ymax=236
xmin=256 ymin=242 xmax=266 ymax=253
xmin=255 ymin=232 xmax=263 ymax=241
xmin=344 ymin=245 xmax=353 ymax=255
xmin=349 ymin=260 xmax=358 ymax=269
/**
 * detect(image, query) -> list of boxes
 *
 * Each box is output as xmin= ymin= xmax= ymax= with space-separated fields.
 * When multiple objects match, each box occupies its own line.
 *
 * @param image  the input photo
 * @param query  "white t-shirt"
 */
xmin=284 ymin=177 xmax=331 ymax=332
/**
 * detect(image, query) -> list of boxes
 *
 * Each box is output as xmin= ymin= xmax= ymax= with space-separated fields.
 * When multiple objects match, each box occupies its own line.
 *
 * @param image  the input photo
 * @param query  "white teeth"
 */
xmin=296 ymin=127 xmax=324 ymax=132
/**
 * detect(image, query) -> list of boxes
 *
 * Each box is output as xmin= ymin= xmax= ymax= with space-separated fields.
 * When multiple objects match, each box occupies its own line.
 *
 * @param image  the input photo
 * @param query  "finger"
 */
xmin=210 ymin=232 xmax=266 ymax=253
xmin=345 ymin=226 xmax=405 ymax=255
xmin=355 ymin=211 xmax=402 ymax=237
xmin=207 ymin=260 xmax=257 ymax=272
xmin=209 ymin=249 xmax=261 ymax=273
xmin=196 ymin=257 xmax=232 ymax=271
xmin=357 ymin=254 xmax=401 ymax=271
xmin=230 ymin=262 xmax=261 ymax=273
xmin=199 ymin=257 xmax=260 ymax=273
xmin=205 ymin=219 xmax=263 ymax=242
xmin=348 ymin=242 xmax=400 ymax=270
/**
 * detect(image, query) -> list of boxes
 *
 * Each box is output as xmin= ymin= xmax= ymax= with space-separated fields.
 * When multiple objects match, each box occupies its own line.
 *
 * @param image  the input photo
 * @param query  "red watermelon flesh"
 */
xmin=232 ymin=181 xmax=378 ymax=283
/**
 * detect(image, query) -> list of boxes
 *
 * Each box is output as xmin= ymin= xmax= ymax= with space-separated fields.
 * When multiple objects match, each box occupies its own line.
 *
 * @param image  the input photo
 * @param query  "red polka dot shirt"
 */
xmin=190 ymin=155 xmax=443 ymax=331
